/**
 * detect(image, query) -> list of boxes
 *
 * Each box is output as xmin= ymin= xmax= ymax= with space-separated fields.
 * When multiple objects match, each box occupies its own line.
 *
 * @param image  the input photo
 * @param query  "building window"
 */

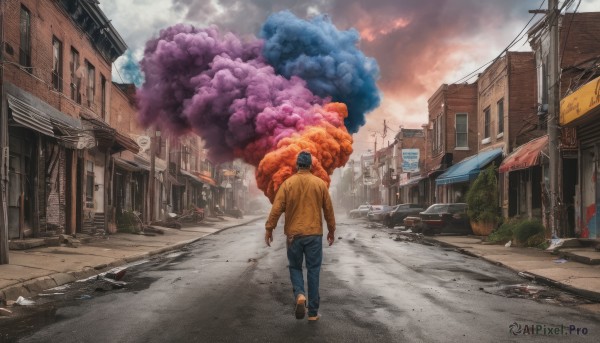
xmin=86 ymin=60 xmax=95 ymax=108
xmin=432 ymin=115 xmax=443 ymax=154
xmin=455 ymin=113 xmax=468 ymax=148
xmin=52 ymin=37 xmax=63 ymax=91
xmin=70 ymin=48 xmax=81 ymax=103
xmin=19 ymin=6 xmax=31 ymax=69
xmin=85 ymin=161 xmax=94 ymax=203
xmin=484 ymin=107 xmax=491 ymax=139
xmin=101 ymin=74 xmax=107 ymax=119
xmin=497 ymin=99 xmax=504 ymax=135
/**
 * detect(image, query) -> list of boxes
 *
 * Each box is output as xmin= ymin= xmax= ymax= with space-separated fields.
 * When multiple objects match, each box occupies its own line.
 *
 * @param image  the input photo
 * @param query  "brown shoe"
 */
xmin=295 ymin=294 xmax=307 ymax=319
xmin=308 ymin=314 xmax=321 ymax=322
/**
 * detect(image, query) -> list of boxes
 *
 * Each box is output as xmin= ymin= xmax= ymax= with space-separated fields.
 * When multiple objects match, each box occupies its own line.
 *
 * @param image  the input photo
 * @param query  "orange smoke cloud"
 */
xmin=256 ymin=102 xmax=353 ymax=203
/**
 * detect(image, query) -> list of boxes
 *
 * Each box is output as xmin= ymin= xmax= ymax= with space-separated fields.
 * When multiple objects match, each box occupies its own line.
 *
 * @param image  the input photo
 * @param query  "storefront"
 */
xmin=499 ymin=135 xmax=547 ymax=222
xmin=4 ymin=83 xmax=89 ymax=238
xmin=560 ymin=75 xmax=600 ymax=238
xmin=435 ymin=148 xmax=503 ymax=203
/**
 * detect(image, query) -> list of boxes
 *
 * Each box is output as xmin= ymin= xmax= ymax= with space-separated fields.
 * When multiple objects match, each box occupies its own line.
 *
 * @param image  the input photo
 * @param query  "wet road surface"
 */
xmin=2 ymin=218 xmax=600 ymax=342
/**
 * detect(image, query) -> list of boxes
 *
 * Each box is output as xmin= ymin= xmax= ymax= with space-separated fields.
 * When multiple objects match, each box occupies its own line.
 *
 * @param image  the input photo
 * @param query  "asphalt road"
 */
xmin=3 ymin=217 xmax=600 ymax=342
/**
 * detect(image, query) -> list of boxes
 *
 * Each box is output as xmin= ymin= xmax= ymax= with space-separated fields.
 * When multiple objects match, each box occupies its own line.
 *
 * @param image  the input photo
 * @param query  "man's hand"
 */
xmin=265 ymin=230 xmax=273 ymax=247
xmin=327 ymin=231 xmax=335 ymax=246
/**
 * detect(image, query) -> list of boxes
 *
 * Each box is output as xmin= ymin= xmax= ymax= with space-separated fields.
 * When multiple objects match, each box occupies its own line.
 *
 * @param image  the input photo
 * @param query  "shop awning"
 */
xmin=166 ymin=173 xmax=184 ymax=186
xmin=113 ymin=157 xmax=142 ymax=172
xmin=499 ymin=135 xmax=548 ymax=173
xmin=436 ymin=148 xmax=503 ymax=186
xmin=114 ymin=131 xmax=140 ymax=154
xmin=196 ymin=173 xmax=217 ymax=187
xmin=81 ymin=111 xmax=139 ymax=154
xmin=7 ymin=95 xmax=55 ymax=137
xmin=180 ymin=169 xmax=204 ymax=185
xmin=399 ymin=175 xmax=426 ymax=187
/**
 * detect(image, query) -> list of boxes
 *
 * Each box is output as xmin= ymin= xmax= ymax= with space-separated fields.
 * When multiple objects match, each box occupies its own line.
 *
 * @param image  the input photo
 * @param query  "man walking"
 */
xmin=265 ymin=151 xmax=336 ymax=321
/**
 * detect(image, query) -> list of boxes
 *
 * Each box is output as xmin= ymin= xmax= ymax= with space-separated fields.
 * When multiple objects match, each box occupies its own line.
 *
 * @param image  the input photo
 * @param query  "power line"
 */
xmin=450 ymin=0 xmax=547 ymax=85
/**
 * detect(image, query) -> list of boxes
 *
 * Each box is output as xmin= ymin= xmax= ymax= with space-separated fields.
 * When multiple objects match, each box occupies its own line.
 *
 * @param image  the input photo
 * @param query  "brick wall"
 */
xmin=478 ymin=55 xmax=508 ymax=152
xmin=2 ymin=0 xmax=112 ymax=121
xmin=110 ymin=83 xmax=145 ymax=135
xmin=427 ymin=83 xmax=478 ymax=166
xmin=507 ymin=52 xmax=543 ymax=149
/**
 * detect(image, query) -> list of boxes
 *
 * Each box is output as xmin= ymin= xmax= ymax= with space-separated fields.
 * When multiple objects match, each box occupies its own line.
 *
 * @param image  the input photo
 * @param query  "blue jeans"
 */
xmin=287 ymin=235 xmax=322 ymax=317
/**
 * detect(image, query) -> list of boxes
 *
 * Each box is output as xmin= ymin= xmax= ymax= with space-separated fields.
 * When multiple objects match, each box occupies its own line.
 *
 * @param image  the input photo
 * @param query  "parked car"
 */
xmin=367 ymin=205 xmax=393 ymax=222
xmin=407 ymin=203 xmax=472 ymax=235
xmin=384 ymin=203 xmax=425 ymax=228
xmin=349 ymin=204 xmax=372 ymax=218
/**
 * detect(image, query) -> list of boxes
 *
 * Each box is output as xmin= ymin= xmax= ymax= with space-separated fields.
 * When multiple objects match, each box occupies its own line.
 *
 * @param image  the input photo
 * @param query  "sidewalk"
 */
xmin=0 ymin=215 xmax=264 ymax=303
xmin=425 ymin=235 xmax=600 ymax=302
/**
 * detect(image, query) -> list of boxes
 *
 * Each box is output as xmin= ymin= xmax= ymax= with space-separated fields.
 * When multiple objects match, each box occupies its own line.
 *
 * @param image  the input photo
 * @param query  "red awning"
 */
xmin=499 ymin=135 xmax=548 ymax=173
xmin=196 ymin=173 xmax=217 ymax=187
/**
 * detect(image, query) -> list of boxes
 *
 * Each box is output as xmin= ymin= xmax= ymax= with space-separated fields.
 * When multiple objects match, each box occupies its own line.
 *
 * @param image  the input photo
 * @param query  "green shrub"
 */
xmin=513 ymin=220 xmax=545 ymax=246
xmin=466 ymin=164 xmax=499 ymax=223
xmin=486 ymin=221 xmax=517 ymax=244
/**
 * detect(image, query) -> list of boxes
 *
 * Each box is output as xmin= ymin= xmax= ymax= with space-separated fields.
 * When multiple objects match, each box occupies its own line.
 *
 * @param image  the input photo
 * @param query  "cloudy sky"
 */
xmin=100 ymin=0 xmax=599 ymax=157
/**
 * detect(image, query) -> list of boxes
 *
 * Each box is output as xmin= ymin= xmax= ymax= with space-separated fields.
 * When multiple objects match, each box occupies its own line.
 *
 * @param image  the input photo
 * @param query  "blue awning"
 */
xmin=435 ymin=148 xmax=503 ymax=185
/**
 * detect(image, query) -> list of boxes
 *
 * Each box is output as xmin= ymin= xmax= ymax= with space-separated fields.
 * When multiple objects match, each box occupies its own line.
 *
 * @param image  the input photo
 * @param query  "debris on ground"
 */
xmin=77 ymin=295 xmax=92 ymax=300
xmin=0 ymin=308 xmax=12 ymax=316
xmin=143 ymin=226 xmax=165 ymax=235
xmin=105 ymin=267 xmax=127 ymax=281
xmin=553 ymin=258 xmax=568 ymax=264
xmin=59 ymin=234 xmax=80 ymax=248
xmin=15 ymin=296 xmax=35 ymax=306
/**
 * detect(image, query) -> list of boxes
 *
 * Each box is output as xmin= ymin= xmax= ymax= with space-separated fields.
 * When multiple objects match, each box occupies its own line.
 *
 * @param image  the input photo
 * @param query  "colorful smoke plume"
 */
xmin=137 ymin=11 xmax=380 ymax=202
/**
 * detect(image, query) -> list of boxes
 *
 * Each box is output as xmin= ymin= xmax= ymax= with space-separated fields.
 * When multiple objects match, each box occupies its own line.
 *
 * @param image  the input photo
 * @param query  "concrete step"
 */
xmin=557 ymin=248 xmax=600 ymax=265
xmin=8 ymin=238 xmax=46 ymax=250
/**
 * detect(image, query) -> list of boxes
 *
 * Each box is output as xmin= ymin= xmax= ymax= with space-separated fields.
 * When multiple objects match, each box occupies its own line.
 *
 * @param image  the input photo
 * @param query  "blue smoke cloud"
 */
xmin=118 ymin=50 xmax=144 ymax=87
xmin=260 ymin=11 xmax=381 ymax=133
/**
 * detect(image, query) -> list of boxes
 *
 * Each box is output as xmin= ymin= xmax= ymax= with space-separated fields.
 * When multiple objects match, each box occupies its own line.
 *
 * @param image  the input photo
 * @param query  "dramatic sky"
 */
xmin=100 ymin=0 xmax=599 ymax=157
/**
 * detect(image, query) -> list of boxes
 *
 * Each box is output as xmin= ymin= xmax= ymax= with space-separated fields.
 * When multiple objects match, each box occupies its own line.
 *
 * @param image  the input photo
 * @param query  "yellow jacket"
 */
xmin=265 ymin=169 xmax=335 ymax=237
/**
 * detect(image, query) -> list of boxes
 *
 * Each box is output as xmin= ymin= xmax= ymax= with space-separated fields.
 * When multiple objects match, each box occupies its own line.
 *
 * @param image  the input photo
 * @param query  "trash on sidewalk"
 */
xmin=505 ymin=240 xmax=512 ymax=247
xmin=77 ymin=294 xmax=93 ymax=300
xmin=0 ymin=308 xmax=13 ymax=316
xmin=553 ymin=258 xmax=568 ymax=264
xmin=39 ymin=293 xmax=65 ymax=296
xmin=547 ymin=238 xmax=564 ymax=251
xmin=15 ymin=296 xmax=35 ymax=306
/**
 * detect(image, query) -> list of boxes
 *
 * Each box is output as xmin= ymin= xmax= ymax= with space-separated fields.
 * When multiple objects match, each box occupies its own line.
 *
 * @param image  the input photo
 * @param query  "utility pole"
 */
xmin=149 ymin=128 xmax=156 ymax=223
xmin=548 ymin=0 xmax=560 ymax=236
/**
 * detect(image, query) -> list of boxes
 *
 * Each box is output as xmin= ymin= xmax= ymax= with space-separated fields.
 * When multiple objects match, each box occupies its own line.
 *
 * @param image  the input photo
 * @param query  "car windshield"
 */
xmin=424 ymin=204 xmax=449 ymax=214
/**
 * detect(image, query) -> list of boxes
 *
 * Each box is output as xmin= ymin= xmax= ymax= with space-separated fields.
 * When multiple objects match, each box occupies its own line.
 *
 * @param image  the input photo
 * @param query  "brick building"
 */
xmin=0 ymin=0 xmax=138 ymax=263
xmin=394 ymin=128 xmax=426 ymax=205
xmin=476 ymin=52 xmax=542 ymax=220
xmin=426 ymin=82 xmax=479 ymax=203
xmin=539 ymin=12 xmax=600 ymax=238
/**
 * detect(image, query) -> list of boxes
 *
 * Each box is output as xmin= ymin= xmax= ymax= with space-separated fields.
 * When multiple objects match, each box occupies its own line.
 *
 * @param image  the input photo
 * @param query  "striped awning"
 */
xmin=7 ymin=95 xmax=55 ymax=137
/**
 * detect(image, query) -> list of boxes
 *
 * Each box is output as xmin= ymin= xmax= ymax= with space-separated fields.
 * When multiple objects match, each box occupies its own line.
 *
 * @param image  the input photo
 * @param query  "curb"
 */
xmin=0 ymin=216 xmax=264 ymax=302
xmin=423 ymin=236 xmax=600 ymax=302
